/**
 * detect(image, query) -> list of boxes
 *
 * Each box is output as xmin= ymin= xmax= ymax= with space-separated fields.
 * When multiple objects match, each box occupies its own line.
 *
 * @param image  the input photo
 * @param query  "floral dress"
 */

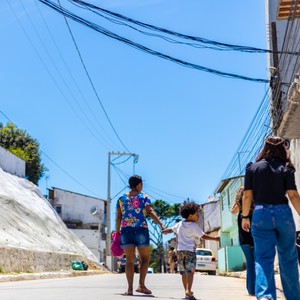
xmin=117 ymin=192 xmax=151 ymax=228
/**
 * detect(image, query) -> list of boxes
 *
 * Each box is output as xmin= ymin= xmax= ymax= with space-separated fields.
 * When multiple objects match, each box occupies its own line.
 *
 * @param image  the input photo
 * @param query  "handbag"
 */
xmin=111 ymin=232 xmax=124 ymax=258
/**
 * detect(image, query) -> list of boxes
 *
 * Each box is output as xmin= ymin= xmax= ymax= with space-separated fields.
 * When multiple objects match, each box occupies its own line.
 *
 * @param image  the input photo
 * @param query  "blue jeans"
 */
xmin=241 ymin=244 xmax=256 ymax=295
xmin=251 ymin=204 xmax=300 ymax=300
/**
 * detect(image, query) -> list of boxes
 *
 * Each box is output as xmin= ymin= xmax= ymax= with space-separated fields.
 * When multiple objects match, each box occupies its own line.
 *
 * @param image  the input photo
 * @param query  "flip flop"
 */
xmin=185 ymin=295 xmax=197 ymax=300
xmin=135 ymin=287 xmax=152 ymax=295
xmin=123 ymin=291 xmax=133 ymax=296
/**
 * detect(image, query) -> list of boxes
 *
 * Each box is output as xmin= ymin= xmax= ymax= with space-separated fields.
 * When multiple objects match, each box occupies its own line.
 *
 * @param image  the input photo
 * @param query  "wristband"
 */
xmin=242 ymin=215 xmax=249 ymax=219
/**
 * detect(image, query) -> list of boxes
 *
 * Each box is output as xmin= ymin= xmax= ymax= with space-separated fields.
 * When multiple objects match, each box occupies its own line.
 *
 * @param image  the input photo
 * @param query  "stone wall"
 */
xmin=0 ymin=247 xmax=90 ymax=273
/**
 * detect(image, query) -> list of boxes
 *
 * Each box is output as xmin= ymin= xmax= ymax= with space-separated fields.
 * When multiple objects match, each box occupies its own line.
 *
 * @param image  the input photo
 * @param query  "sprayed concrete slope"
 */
xmin=0 ymin=168 xmax=98 ymax=272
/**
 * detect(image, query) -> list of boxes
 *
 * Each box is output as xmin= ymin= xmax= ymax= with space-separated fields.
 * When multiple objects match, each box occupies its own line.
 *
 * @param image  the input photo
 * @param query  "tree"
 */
xmin=147 ymin=199 xmax=181 ymax=247
xmin=0 ymin=122 xmax=47 ymax=184
xmin=146 ymin=199 xmax=181 ymax=272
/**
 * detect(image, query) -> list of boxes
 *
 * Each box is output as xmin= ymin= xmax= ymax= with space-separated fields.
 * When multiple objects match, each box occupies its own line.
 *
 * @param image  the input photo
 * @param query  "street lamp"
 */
xmin=106 ymin=151 xmax=138 ymax=271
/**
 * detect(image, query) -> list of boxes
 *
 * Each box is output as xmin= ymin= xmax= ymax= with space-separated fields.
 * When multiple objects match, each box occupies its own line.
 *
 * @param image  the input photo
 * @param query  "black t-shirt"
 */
xmin=237 ymin=212 xmax=254 ymax=245
xmin=244 ymin=158 xmax=297 ymax=205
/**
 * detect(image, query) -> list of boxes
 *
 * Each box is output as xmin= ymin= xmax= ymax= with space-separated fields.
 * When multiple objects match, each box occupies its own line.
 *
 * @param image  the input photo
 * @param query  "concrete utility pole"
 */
xmin=106 ymin=151 xmax=139 ymax=271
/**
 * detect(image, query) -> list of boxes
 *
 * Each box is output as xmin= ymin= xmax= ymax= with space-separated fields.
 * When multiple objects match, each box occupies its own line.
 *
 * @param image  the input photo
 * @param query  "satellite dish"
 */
xmin=90 ymin=206 xmax=98 ymax=216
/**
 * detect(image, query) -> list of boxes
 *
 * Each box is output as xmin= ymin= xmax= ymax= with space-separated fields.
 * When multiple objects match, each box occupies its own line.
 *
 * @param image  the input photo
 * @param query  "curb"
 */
xmin=0 ymin=270 xmax=109 ymax=283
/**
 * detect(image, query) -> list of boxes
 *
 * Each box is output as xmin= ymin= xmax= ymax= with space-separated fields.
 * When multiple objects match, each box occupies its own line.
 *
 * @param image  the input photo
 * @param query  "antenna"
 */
xmin=90 ymin=206 xmax=98 ymax=216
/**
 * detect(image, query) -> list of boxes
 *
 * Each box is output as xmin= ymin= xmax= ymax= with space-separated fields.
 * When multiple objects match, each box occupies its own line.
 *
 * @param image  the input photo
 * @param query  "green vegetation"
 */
xmin=0 ymin=122 xmax=47 ymax=184
xmin=147 ymin=199 xmax=181 ymax=272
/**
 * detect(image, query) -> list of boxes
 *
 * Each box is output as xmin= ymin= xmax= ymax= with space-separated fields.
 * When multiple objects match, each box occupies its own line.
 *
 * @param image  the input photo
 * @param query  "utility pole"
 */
xmin=106 ymin=152 xmax=112 ymax=270
xmin=105 ymin=151 xmax=139 ymax=271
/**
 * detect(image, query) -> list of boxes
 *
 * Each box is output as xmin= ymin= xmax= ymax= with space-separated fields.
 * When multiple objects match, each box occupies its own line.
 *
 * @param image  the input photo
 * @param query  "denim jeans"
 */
xmin=241 ymin=244 xmax=256 ymax=295
xmin=251 ymin=204 xmax=300 ymax=300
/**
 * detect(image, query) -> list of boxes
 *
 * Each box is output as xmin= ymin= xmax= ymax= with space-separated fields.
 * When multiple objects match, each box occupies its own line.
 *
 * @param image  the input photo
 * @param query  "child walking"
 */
xmin=163 ymin=201 xmax=220 ymax=300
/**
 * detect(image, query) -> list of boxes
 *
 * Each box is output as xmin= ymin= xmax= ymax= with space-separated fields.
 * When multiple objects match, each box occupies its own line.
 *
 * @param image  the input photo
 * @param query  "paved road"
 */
xmin=0 ymin=273 xmax=285 ymax=300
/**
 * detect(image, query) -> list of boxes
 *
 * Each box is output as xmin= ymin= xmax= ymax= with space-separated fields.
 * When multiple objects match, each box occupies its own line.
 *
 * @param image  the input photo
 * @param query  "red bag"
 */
xmin=111 ymin=232 xmax=124 ymax=258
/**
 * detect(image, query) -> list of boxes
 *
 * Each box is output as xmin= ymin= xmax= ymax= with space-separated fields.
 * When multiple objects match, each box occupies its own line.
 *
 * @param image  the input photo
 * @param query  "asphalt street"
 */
xmin=0 ymin=272 xmax=286 ymax=300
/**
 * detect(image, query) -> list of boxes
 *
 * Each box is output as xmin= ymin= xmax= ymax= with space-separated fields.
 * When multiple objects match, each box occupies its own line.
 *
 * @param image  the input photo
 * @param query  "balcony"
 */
xmin=277 ymin=0 xmax=300 ymax=20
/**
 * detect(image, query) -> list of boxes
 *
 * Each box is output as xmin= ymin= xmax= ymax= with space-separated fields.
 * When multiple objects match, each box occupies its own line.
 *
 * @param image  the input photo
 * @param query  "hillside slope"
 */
xmin=0 ymin=168 xmax=98 ymax=272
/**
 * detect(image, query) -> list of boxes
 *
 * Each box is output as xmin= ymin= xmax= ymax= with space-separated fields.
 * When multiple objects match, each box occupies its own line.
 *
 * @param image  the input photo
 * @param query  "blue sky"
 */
xmin=1 ymin=0 xmax=268 ymax=215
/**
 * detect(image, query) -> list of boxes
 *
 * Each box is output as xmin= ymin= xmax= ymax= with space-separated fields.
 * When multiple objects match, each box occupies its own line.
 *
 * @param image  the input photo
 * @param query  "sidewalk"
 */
xmin=222 ymin=270 xmax=283 ymax=295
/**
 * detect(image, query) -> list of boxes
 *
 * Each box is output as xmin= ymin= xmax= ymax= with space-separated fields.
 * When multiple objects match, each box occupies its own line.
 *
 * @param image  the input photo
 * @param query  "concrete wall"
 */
xmin=52 ymin=188 xmax=105 ymax=225
xmin=71 ymin=229 xmax=106 ymax=262
xmin=203 ymin=201 xmax=220 ymax=232
xmin=220 ymin=178 xmax=242 ymax=234
xmin=0 ymin=146 xmax=25 ymax=177
xmin=218 ymin=178 xmax=245 ymax=272
xmin=0 ymin=246 xmax=89 ymax=273
xmin=289 ymin=140 xmax=300 ymax=231
xmin=218 ymin=246 xmax=244 ymax=273
xmin=204 ymin=231 xmax=219 ymax=260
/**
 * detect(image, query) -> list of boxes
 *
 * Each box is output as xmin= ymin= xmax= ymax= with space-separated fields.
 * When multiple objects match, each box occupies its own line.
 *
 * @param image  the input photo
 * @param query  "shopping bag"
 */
xmin=111 ymin=232 xmax=124 ymax=258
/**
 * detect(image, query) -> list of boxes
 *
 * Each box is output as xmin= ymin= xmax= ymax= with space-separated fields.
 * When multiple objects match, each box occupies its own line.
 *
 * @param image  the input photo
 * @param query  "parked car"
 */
xmin=147 ymin=267 xmax=154 ymax=274
xmin=195 ymin=248 xmax=217 ymax=275
xmin=117 ymin=255 xmax=139 ymax=273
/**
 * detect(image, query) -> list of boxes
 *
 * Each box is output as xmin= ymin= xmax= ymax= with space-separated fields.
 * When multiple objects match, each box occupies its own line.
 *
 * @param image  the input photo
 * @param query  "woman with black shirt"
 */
xmin=242 ymin=136 xmax=300 ymax=300
xmin=231 ymin=186 xmax=255 ymax=296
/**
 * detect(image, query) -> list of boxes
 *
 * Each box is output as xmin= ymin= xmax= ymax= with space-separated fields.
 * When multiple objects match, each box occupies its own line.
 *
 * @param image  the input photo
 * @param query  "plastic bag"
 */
xmin=111 ymin=232 xmax=124 ymax=258
xmin=71 ymin=261 xmax=88 ymax=271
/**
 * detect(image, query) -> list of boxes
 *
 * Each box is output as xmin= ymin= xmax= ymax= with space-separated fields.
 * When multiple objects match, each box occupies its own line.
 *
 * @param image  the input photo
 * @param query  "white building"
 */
xmin=266 ymin=0 xmax=300 ymax=241
xmin=48 ymin=187 xmax=107 ymax=262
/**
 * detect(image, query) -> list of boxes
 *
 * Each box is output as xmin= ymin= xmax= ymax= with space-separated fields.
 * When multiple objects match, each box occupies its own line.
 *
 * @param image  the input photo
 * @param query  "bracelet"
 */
xmin=242 ymin=215 xmax=249 ymax=219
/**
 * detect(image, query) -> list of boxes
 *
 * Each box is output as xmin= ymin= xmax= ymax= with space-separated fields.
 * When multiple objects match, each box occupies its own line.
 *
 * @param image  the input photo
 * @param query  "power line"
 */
xmin=57 ymin=0 xmax=130 ymax=152
xmin=38 ymin=0 xmax=269 ymax=83
xmin=0 ymin=112 xmax=99 ymax=197
xmin=33 ymin=0 xmax=123 ymax=151
xmin=70 ymin=0 xmax=300 ymax=56
xmin=220 ymin=89 xmax=271 ymax=181
xmin=6 ymin=0 xmax=117 ymax=151
xmin=41 ymin=150 xmax=99 ymax=197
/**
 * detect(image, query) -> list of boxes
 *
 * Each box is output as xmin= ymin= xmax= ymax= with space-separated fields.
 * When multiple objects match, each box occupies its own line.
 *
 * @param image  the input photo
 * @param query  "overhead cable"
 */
xmin=7 ymin=0 xmax=117 ymax=151
xmin=57 ymin=0 xmax=130 ymax=152
xmin=34 ymin=0 xmax=124 ymax=151
xmin=38 ymin=0 xmax=269 ymax=83
xmin=70 ymin=0 xmax=300 ymax=56
xmin=0 ymin=110 xmax=100 ymax=197
xmin=220 ymin=90 xmax=271 ymax=181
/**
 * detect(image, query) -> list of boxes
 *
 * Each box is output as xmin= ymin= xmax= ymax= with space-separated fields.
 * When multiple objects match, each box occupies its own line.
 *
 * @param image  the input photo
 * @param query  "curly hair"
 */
xmin=256 ymin=136 xmax=293 ymax=168
xmin=235 ymin=186 xmax=244 ymax=210
xmin=235 ymin=186 xmax=254 ymax=214
xmin=180 ymin=201 xmax=200 ymax=219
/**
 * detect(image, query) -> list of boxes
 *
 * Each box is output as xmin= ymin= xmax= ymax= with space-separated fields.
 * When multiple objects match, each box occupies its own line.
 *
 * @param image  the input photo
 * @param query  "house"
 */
xmin=199 ymin=199 xmax=221 ymax=259
xmin=266 ymin=0 xmax=300 ymax=254
xmin=215 ymin=176 xmax=244 ymax=273
xmin=48 ymin=187 xmax=106 ymax=262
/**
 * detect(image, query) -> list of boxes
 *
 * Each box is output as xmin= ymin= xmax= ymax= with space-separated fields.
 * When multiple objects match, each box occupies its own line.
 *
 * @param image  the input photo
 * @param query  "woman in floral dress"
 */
xmin=116 ymin=175 xmax=165 ymax=296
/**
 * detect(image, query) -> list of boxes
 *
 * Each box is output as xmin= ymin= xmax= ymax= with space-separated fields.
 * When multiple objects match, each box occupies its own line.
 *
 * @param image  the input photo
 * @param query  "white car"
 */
xmin=195 ymin=248 xmax=217 ymax=275
xmin=147 ymin=267 xmax=154 ymax=274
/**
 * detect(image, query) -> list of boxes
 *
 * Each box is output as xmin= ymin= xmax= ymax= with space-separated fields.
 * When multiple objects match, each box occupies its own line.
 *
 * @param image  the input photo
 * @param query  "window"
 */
xmin=55 ymin=205 xmax=62 ymax=215
xmin=196 ymin=249 xmax=212 ymax=256
xmin=227 ymin=189 xmax=230 ymax=208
